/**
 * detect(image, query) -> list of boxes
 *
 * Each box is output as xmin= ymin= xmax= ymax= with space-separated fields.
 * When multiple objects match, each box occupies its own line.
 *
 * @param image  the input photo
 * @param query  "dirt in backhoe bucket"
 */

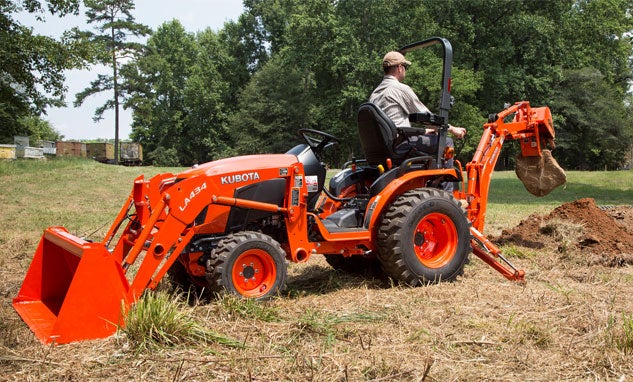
xmin=495 ymin=198 xmax=633 ymax=267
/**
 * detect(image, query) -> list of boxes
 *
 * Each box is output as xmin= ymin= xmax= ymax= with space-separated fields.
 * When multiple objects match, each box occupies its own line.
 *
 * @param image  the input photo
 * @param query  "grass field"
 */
xmin=1 ymin=158 xmax=632 ymax=381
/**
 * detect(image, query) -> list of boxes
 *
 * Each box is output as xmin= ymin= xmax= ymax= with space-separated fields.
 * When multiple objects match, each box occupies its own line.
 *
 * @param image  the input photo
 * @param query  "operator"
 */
xmin=369 ymin=51 xmax=466 ymax=189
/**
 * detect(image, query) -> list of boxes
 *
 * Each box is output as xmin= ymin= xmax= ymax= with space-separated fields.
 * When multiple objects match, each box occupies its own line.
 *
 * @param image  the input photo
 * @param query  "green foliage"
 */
xmin=147 ymin=147 xmax=179 ymax=167
xmin=607 ymin=313 xmax=633 ymax=354
xmin=181 ymin=29 xmax=233 ymax=163
xmin=296 ymin=308 xmax=386 ymax=350
xmin=561 ymin=0 xmax=633 ymax=93
xmin=552 ymin=68 xmax=633 ymax=170
xmin=0 ymin=0 xmax=89 ymax=142
xmin=3 ymin=0 xmax=633 ymax=168
xmin=18 ymin=115 xmax=63 ymax=142
xmin=215 ymin=294 xmax=281 ymax=322
xmin=231 ymin=51 xmax=313 ymax=155
xmin=75 ymin=0 xmax=151 ymax=115
xmin=125 ymin=20 xmax=196 ymax=164
xmin=126 ymin=21 xmax=233 ymax=165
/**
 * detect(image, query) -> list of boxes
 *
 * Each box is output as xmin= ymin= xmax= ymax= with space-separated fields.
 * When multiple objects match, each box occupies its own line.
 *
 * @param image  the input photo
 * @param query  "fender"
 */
xmin=363 ymin=168 xmax=458 ymax=235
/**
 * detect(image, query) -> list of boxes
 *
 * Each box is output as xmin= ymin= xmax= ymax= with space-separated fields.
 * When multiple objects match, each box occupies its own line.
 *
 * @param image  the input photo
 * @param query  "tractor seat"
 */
xmin=357 ymin=102 xmax=428 ymax=167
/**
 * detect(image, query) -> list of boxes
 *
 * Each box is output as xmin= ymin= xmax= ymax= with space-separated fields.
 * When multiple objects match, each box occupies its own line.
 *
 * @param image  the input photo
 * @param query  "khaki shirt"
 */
xmin=369 ymin=75 xmax=430 ymax=127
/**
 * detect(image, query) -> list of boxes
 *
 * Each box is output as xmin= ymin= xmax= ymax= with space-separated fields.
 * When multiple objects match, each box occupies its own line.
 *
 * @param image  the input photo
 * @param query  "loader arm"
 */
xmin=115 ymin=158 xmax=307 ymax=298
xmin=454 ymin=101 xmax=558 ymax=280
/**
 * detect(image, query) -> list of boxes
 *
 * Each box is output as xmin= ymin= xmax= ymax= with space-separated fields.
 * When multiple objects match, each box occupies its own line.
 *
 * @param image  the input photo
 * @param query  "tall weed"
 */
xmin=122 ymin=291 xmax=240 ymax=351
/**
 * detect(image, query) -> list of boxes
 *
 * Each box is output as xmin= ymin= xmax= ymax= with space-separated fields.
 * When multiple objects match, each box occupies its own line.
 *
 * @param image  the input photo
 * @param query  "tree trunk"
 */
xmin=111 ymin=20 xmax=119 ymax=165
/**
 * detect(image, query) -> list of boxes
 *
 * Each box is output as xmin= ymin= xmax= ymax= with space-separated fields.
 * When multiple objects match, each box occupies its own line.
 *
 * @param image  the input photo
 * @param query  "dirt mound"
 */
xmin=496 ymin=198 xmax=633 ymax=266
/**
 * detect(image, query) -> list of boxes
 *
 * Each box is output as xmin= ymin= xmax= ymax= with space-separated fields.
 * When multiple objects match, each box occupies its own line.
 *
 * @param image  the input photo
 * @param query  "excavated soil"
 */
xmin=496 ymin=198 xmax=633 ymax=266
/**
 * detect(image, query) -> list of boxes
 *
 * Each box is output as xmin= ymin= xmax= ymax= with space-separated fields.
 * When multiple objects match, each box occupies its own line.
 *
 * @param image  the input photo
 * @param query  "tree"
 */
xmin=126 ymin=21 xmax=235 ymax=165
xmin=231 ymin=51 xmax=314 ymax=155
xmin=0 ymin=0 xmax=88 ymax=142
xmin=181 ymin=29 xmax=232 ymax=164
xmin=118 ymin=0 xmax=633 ymax=169
xmin=74 ymin=0 xmax=150 ymax=164
xmin=19 ymin=115 xmax=63 ymax=142
xmin=415 ymin=0 xmax=633 ymax=169
xmin=552 ymin=68 xmax=633 ymax=170
xmin=561 ymin=0 xmax=633 ymax=95
xmin=125 ymin=20 xmax=197 ymax=165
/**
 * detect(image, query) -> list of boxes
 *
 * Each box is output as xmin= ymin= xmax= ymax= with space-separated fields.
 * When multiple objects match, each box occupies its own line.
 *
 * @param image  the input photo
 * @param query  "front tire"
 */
xmin=377 ymin=188 xmax=470 ymax=285
xmin=206 ymin=232 xmax=287 ymax=299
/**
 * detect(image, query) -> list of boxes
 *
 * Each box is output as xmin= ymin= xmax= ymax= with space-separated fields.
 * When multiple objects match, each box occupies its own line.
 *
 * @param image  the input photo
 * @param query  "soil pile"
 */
xmin=496 ymin=198 xmax=633 ymax=266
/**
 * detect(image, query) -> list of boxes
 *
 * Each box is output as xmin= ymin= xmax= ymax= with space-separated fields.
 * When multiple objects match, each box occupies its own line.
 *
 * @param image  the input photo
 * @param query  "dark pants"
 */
xmin=397 ymin=134 xmax=456 ymax=191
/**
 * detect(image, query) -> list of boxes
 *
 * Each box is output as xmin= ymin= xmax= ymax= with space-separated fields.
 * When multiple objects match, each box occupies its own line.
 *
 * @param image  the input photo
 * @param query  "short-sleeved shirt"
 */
xmin=369 ymin=75 xmax=430 ymax=127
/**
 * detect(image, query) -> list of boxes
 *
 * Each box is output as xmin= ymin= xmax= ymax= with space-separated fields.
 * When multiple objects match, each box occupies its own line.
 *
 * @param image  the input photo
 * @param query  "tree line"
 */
xmin=3 ymin=0 xmax=633 ymax=170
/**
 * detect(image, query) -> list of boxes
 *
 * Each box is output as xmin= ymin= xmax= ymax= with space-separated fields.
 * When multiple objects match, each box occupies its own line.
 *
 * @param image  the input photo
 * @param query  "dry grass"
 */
xmin=1 ymin=160 xmax=632 ymax=381
xmin=3 ymin=258 xmax=632 ymax=381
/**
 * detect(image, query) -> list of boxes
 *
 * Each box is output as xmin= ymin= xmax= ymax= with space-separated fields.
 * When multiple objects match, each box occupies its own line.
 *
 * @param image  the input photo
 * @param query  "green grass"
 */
xmin=607 ymin=313 xmax=633 ymax=354
xmin=484 ymin=170 xmax=632 ymax=233
xmin=214 ymin=294 xmax=282 ymax=322
xmin=122 ymin=291 xmax=240 ymax=351
xmin=296 ymin=308 xmax=386 ymax=350
xmin=0 ymin=158 xmax=185 ymax=244
xmin=487 ymin=170 xmax=633 ymax=206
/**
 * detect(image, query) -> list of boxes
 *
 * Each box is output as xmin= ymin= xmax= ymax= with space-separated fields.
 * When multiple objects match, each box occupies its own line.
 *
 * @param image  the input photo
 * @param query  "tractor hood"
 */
xmin=177 ymin=154 xmax=300 ymax=181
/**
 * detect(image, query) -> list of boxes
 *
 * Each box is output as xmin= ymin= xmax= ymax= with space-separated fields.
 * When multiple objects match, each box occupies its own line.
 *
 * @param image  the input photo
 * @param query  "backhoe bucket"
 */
xmin=13 ymin=227 xmax=132 ymax=344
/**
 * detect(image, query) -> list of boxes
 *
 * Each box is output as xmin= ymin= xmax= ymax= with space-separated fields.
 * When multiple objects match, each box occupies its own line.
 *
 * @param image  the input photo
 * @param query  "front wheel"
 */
xmin=377 ymin=188 xmax=470 ymax=285
xmin=206 ymin=232 xmax=287 ymax=299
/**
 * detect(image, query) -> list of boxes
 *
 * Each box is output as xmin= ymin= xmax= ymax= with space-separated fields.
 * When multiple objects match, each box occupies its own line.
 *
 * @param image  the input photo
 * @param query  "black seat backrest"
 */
xmin=357 ymin=102 xmax=403 ymax=166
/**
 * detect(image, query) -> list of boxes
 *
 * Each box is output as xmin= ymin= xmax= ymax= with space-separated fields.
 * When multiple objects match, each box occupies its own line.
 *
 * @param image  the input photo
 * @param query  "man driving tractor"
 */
xmin=369 ymin=51 xmax=466 ymax=190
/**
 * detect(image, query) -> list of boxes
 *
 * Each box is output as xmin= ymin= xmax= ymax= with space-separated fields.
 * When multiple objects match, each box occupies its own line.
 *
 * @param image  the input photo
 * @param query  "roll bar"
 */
xmin=399 ymin=37 xmax=453 ymax=169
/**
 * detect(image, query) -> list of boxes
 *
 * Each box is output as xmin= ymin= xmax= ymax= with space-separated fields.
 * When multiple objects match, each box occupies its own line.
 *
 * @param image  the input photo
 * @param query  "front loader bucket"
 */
xmin=13 ymin=227 xmax=132 ymax=344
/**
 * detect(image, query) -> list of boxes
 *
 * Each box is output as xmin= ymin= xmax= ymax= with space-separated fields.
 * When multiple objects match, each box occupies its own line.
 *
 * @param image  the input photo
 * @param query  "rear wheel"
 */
xmin=206 ymin=232 xmax=287 ymax=299
xmin=377 ymin=188 xmax=470 ymax=285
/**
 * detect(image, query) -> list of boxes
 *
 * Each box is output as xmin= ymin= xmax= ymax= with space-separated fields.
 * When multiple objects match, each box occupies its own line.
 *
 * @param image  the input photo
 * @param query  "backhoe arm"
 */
xmin=460 ymin=101 xmax=555 ymax=232
xmin=455 ymin=101 xmax=558 ymax=281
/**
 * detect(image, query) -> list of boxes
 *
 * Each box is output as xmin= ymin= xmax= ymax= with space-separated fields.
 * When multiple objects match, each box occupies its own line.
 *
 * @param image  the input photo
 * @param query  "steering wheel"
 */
xmin=297 ymin=129 xmax=340 ymax=158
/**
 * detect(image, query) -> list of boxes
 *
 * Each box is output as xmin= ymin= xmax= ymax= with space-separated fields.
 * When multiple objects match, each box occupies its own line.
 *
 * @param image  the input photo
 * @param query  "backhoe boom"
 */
xmin=455 ymin=101 xmax=558 ymax=280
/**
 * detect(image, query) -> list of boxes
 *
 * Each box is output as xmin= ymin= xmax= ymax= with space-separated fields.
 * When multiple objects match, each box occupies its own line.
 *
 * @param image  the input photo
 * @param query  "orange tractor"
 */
xmin=13 ymin=37 xmax=565 ymax=344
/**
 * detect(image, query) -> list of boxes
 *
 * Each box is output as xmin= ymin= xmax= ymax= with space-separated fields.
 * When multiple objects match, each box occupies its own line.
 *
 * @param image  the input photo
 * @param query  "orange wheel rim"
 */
xmin=231 ymin=249 xmax=277 ymax=297
xmin=413 ymin=212 xmax=458 ymax=268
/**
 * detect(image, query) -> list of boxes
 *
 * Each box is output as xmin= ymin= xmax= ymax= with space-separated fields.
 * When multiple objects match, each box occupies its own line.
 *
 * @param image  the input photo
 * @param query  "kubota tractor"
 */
xmin=13 ymin=37 xmax=566 ymax=344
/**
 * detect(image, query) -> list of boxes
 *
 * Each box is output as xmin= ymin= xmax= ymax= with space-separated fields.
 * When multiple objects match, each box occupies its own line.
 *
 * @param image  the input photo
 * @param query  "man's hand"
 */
xmin=448 ymin=125 xmax=467 ymax=139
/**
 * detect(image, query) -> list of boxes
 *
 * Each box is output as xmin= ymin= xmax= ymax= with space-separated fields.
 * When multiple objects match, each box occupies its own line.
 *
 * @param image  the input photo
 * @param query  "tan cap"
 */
xmin=382 ymin=51 xmax=411 ymax=68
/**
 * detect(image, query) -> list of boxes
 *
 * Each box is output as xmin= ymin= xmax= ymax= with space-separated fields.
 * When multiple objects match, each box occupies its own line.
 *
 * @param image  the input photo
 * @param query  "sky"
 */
xmin=20 ymin=0 xmax=245 ymax=140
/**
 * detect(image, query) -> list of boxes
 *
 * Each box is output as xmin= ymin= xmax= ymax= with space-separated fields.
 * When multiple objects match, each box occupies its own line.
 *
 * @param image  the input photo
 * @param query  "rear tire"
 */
xmin=377 ymin=188 xmax=470 ymax=285
xmin=206 ymin=232 xmax=287 ymax=299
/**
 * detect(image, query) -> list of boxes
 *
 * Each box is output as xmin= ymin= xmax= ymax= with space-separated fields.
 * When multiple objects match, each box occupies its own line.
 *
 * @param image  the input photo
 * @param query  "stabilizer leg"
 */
xmin=470 ymin=227 xmax=525 ymax=281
